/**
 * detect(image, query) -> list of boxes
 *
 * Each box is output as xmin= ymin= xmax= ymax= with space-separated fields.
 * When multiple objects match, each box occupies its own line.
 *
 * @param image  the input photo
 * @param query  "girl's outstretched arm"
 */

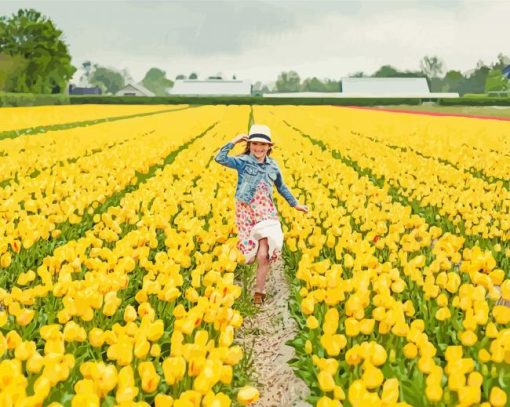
xmin=214 ymin=134 xmax=248 ymax=170
xmin=274 ymin=165 xmax=298 ymax=207
xmin=274 ymin=163 xmax=308 ymax=212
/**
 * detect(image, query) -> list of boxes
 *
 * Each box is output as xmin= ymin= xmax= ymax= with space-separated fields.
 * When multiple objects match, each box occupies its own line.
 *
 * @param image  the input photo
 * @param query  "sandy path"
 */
xmin=236 ymin=258 xmax=311 ymax=407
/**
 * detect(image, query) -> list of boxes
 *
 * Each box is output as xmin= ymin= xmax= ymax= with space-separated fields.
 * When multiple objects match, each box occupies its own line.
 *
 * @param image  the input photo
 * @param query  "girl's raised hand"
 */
xmin=294 ymin=204 xmax=309 ymax=213
xmin=230 ymin=134 xmax=249 ymax=144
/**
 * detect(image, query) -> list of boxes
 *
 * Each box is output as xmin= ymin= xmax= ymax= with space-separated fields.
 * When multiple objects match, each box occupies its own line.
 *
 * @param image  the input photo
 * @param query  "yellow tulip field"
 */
xmin=0 ymin=104 xmax=509 ymax=407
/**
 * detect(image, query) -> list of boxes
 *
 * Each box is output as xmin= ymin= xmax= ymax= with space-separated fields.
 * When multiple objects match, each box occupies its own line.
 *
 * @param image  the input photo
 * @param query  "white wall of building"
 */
xmin=341 ymin=77 xmax=430 ymax=95
xmin=169 ymin=79 xmax=251 ymax=96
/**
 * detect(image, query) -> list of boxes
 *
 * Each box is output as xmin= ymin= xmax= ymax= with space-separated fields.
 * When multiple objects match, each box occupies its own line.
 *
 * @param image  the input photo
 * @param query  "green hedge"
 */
xmin=70 ymin=95 xmax=423 ymax=106
xmin=438 ymin=97 xmax=510 ymax=106
xmin=0 ymin=92 xmax=70 ymax=107
xmin=5 ymin=93 xmax=508 ymax=107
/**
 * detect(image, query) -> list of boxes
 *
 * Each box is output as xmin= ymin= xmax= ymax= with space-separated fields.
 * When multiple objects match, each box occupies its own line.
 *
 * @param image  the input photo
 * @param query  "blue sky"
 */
xmin=0 ymin=0 xmax=507 ymax=83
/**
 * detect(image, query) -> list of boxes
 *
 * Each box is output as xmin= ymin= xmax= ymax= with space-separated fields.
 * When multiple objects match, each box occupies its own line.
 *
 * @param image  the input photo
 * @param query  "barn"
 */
xmin=116 ymin=82 xmax=155 ymax=97
xmin=341 ymin=77 xmax=430 ymax=96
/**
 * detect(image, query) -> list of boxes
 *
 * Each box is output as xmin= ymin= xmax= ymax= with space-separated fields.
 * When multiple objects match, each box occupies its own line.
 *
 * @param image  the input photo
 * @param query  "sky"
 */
xmin=0 ymin=0 xmax=508 ymax=84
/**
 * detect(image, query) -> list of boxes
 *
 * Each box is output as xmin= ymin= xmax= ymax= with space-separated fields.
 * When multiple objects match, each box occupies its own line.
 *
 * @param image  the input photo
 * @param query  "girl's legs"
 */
xmin=254 ymin=238 xmax=270 ymax=294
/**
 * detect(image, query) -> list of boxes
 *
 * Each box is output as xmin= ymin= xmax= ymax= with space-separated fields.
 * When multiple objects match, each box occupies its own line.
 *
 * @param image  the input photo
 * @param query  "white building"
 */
xmin=169 ymin=79 xmax=251 ymax=96
xmin=116 ymin=82 xmax=155 ymax=97
xmin=265 ymin=77 xmax=458 ymax=98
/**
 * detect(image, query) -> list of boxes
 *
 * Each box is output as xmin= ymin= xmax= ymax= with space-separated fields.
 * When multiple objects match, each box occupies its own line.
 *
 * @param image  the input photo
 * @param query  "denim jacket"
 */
xmin=214 ymin=142 xmax=298 ymax=207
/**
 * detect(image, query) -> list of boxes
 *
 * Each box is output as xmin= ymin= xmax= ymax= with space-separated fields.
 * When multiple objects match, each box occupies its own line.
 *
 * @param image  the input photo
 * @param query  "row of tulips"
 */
xmin=317 ymin=107 xmax=510 ymax=158
xmin=253 ymin=106 xmax=509 ymax=406
xmin=0 ymin=106 xmax=260 ymax=406
xmin=0 ymin=104 xmax=178 ymax=134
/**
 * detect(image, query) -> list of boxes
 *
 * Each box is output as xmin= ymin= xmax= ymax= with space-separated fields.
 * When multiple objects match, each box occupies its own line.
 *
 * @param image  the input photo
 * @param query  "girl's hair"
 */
xmin=239 ymin=141 xmax=273 ymax=156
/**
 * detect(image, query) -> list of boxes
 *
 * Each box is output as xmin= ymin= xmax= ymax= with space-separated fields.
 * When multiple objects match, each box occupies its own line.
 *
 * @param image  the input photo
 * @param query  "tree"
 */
xmin=460 ymin=61 xmax=490 ymax=94
xmin=493 ymin=53 xmax=510 ymax=71
xmin=275 ymin=71 xmax=300 ymax=92
xmin=176 ymin=74 xmax=187 ymax=80
xmin=442 ymin=70 xmax=465 ymax=93
xmin=373 ymin=65 xmax=400 ymax=77
xmin=251 ymin=81 xmax=263 ymax=96
xmin=420 ymin=56 xmax=444 ymax=79
xmin=0 ymin=8 xmax=75 ymax=93
xmin=142 ymin=67 xmax=173 ymax=96
xmin=189 ymin=72 xmax=198 ymax=79
xmin=323 ymin=79 xmax=340 ymax=92
xmin=121 ymin=68 xmax=133 ymax=84
xmin=349 ymin=71 xmax=366 ymax=78
xmin=485 ymin=68 xmax=509 ymax=92
xmin=261 ymin=84 xmax=270 ymax=94
xmin=90 ymin=66 xmax=125 ymax=94
xmin=373 ymin=65 xmax=422 ymax=78
xmin=79 ymin=61 xmax=93 ymax=86
xmin=0 ymin=53 xmax=28 ymax=91
xmin=301 ymin=77 xmax=326 ymax=92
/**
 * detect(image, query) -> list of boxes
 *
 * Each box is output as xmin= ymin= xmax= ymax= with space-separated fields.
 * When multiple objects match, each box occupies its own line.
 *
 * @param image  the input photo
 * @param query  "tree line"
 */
xmin=270 ymin=54 xmax=510 ymax=95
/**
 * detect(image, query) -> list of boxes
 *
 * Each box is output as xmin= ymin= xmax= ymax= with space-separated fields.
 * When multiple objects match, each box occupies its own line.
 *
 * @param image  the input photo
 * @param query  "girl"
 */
xmin=214 ymin=124 xmax=308 ymax=305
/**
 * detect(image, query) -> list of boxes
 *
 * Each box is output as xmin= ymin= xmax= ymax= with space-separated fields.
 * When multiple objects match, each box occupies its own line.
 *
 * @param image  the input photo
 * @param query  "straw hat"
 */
xmin=248 ymin=124 xmax=273 ymax=144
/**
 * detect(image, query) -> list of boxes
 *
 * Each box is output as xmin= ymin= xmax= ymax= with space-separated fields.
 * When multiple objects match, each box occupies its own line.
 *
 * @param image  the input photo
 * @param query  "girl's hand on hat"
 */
xmin=294 ymin=204 xmax=309 ymax=213
xmin=231 ymin=134 xmax=249 ymax=144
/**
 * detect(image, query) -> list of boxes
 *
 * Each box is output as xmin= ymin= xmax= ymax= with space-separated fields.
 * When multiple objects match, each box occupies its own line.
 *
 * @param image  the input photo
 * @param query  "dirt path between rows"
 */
xmin=236 ymin=258 xmax=311 ymax=407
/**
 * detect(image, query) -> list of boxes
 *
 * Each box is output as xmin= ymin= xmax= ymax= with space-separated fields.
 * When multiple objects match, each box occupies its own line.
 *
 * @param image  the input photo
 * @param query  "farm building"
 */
xmin=68 ymin=84 xmax=102 ymax=95
xmin=266 ymin=77 xmax=458 ymax=98
xmin=341 ymin=77 xmax=430 ymax=96
xmin=116 ymin=82 xmax=155 ymax=97
xmin=169 ymin=79 xmax=251 ymax=96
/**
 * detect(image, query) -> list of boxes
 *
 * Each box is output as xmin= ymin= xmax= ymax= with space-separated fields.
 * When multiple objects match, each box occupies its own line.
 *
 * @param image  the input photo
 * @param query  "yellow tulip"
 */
xmin=459 ymin=330 xmax=477 ymax=347
xmin=88 ymin=328 xmax=105 ymax=348
xmin=301 ymin=296 xmax=315 ymax=315
xmin=318 ymin=371 xmax=336 ymax=392
xmin=359 ymin=319 xmax=375 ymax=335
xmin=138 ymin=361 xmax=160 ymax=393
xmin=403 ymin=343 xmax=418 ymax=359
xmin=16 ymin=308 xmax=35 ymax=326
xmin=320 ymin=334 xmax=347 ymax=356
xmin=425 ymin=385 xmax=443 ymax=402
xmin=163 ymin=356 xmax=186 ymax=385
xmin=305 ymin=340 xmax=313 ymax=355
xmin=493 ymin=305 xmax=510 ymax=324
xmin=344 ymin=318 xmax=360 ymax=337
xmin=317 ymin=396 xmax=342 ymax=407
xmin=490 ymin=386 xmax=507 ymax=407
xmin=124 ymin=305 xmax=138 ymax=322
xmin=361 ymin=363 xmax=383 ymax=389
xmin=381 ymin=378 xmax=399 ymax=404
xmin=307 ymin=316 xmax=320 ymax=329
xmin=237 ymin=386 xmax=259 ymax=405
xmin=155 ymin=394 xmax=174 ymax=407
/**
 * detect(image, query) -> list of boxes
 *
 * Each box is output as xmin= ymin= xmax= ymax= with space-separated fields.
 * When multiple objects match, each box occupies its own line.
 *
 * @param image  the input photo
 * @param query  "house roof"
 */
xmin=118 ymin=82 xmax=155 ymax=96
